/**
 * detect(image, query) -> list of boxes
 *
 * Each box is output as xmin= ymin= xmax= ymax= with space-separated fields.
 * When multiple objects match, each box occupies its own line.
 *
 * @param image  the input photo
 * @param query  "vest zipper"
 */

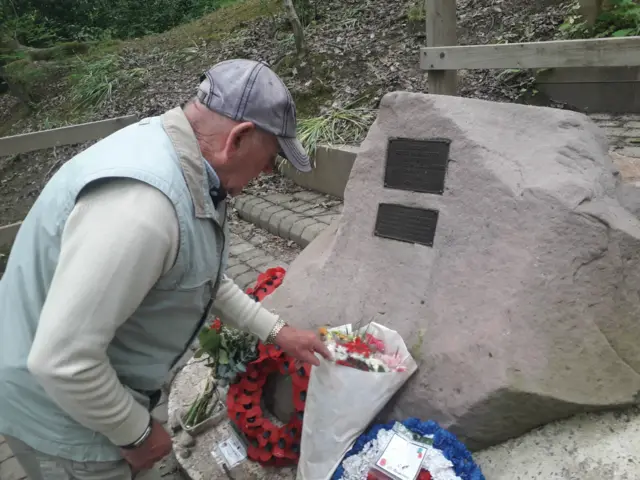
xmin=169 ymin=202 xmax=228 ymax=371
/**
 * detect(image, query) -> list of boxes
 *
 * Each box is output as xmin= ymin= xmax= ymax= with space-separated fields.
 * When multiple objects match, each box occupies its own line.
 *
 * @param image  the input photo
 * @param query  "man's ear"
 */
xmin=224 ymin=122 xmax=255 ymax=158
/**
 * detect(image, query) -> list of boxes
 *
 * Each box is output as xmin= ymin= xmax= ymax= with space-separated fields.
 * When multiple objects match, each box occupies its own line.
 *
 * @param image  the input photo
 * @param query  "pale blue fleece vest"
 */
xmin=0 ymin=108 xmax=228 ymax=461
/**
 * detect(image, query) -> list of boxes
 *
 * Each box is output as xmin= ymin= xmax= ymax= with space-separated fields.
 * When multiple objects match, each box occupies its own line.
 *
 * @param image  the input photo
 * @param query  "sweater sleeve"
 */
xmin=27 ymin=178 xmax=179 ymax=447
xmin=210 ymin=275 xmax=280 ymax=342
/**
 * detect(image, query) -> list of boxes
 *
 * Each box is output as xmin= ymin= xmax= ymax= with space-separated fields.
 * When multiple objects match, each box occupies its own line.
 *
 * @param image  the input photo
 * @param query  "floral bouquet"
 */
xmin=194 ymin=267 xmax=286 ymax=386
xmin=319 ymin=325 xmax=410 ymax=373
xmin=195 ymin=319 xmax=259 ymax=386
xmin=297 ymin=322 xmax=418 ymax=480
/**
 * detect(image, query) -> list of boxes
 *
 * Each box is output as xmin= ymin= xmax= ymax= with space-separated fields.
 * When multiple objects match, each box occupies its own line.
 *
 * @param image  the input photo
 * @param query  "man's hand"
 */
xmin=275 ymin=325 xmax=332 ymax=366
xmin=120 ymin=419 xmax=172 ymax=473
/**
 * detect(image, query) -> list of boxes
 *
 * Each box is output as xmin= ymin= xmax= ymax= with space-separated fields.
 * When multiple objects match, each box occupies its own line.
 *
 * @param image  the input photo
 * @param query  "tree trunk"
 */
xmin=283 ymin=0 xmax=307 ymax=55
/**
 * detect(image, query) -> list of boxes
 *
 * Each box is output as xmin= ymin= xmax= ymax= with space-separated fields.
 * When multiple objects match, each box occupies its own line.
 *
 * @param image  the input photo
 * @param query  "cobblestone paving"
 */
xmin=0 ymin=437 xmax=24 ymax=480
xmin=231 ymin=190 xmax=343 ymax=248
xmin=589 ymin=113 xmax=640 ymax=158
xmin=226 ymin=209 xmax=302 ymax=290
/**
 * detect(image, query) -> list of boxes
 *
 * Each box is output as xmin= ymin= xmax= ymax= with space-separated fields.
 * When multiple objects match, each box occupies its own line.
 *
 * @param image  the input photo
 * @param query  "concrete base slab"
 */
xmin=475 ymin=406 xmax=640 ymax=479
xmin=168 ymin=358 xmax=296 ymax=480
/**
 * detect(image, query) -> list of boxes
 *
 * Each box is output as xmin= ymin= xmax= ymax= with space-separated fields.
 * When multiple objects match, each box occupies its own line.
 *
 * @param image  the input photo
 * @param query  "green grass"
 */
xmin=296 ymin=107 xmax=376 ymax=156
xmin=67 ymin=54 xmax=147 ymax=112
xmin=133 ymin=0 xmax=280 ymax=51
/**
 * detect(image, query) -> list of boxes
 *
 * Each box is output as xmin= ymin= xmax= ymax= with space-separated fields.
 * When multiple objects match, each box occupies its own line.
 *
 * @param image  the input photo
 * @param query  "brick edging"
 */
xmin=232 ymin=191 xmax=340 ymax=247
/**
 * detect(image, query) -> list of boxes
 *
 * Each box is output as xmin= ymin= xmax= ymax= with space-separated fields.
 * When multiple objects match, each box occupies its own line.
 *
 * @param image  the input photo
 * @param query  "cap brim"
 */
xmin=277 ymin=136 xmax=312 ymax=173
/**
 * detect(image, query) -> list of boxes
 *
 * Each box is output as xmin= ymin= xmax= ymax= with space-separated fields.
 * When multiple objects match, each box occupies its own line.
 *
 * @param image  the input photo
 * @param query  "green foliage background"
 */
xmin=559 ymin=0 xmax=640 ymax=38
xmin=1 ymin=0 xmax=237 ymax=47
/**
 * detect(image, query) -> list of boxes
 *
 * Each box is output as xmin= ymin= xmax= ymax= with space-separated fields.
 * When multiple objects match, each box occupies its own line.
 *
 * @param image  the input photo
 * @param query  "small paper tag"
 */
xmin=329 ymin=324 xmax=353 ymax=335
xmin=374 ymin=433 xmax=425 ymax=480
xmin=215 ymin=430 xmax=247 ymax=469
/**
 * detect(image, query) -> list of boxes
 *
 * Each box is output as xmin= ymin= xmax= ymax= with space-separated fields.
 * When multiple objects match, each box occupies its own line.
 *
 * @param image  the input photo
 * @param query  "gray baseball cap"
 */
xmin=196 ymin=59 xmax=311 ymax=172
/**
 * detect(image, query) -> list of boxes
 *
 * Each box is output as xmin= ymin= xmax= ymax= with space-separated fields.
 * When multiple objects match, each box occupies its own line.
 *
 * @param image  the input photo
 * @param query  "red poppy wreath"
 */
xmin=225 ymin=267 xmax=310 ymax=466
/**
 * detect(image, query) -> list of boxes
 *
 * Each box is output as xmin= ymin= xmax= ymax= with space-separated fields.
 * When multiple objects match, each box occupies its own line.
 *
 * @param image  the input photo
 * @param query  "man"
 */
xmin=0 ymin=58 xmax=331 ymax=479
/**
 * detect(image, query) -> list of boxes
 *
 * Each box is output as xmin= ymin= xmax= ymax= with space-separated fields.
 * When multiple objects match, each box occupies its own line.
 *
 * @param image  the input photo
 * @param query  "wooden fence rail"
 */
xmin=422 ymin=0 xmax=640 ymax=95
xmin=0 ymin=114 xmax=138 ymax=157
xmin=0 ymin=114 xmax=139 ymax=247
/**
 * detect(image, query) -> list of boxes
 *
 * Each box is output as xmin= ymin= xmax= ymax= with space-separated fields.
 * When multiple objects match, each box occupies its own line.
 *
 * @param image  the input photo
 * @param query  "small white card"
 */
xmin=374 ymin=433 xmax=425 ymax=480
xmin=216 ymin=431 xmax=247 ymax=469
xmin=330 ymin=324 xmax=353 ymax=335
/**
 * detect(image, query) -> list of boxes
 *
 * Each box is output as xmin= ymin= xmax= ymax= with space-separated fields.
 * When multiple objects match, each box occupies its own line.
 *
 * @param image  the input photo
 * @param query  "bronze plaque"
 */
xmin=374 ymin=203 xmax=439 ymax=247
xmin=384 ymin=138 xmax=451 ymax=194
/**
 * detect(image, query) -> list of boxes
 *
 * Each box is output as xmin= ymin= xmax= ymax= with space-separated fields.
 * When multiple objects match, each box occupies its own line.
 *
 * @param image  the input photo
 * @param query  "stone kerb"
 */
xmin=279 ymin=144 xmax=358 ymax=199
xmin=261 ymin=91 xmax=640 ymax=451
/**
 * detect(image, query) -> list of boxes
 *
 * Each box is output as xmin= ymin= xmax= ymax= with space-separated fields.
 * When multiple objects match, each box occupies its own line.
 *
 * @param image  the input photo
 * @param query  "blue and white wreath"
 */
xmin=332 ymin=418 xmax=485 ymax=480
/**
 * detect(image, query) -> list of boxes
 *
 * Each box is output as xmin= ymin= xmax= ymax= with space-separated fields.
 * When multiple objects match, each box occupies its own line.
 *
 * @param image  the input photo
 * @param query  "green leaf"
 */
xmin=199 ymin=331 xmax=221 ymax=353
xmin=194 ymin=349 xmax=205 ymax=359
xmin=612 ymin=28 xmax=634 ymax=36
xmin=219 ymin=349 xmax=229 ymax=365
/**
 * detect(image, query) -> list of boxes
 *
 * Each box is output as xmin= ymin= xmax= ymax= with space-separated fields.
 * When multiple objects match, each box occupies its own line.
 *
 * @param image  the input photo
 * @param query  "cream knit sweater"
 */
xmin=27 ymin=177 xmax=280 ymax=447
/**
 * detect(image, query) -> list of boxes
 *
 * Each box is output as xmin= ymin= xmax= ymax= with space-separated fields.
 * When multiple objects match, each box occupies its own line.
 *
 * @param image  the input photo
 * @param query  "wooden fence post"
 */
xmin=578 ymin=0 xmax=605 ymax=26
xmin=425 ymin=0 xmax=458 ymax=95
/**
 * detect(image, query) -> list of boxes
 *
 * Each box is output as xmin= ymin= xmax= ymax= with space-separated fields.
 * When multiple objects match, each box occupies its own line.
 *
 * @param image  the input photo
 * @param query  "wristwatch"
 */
xmin=120 ymin=417 xmax=153 ymax=450
xmin=265 ymin=318 xmax=287 ymax=345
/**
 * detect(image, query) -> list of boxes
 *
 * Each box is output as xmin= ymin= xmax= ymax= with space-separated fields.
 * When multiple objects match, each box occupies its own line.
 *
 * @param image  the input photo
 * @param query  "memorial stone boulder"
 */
xmin=262 ymin=92 xmax=640 ymax=450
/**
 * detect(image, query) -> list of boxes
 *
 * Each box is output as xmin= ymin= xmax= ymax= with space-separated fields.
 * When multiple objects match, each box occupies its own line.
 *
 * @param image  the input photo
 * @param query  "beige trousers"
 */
xmin=4 ymin=436 xmax=161 ymax=480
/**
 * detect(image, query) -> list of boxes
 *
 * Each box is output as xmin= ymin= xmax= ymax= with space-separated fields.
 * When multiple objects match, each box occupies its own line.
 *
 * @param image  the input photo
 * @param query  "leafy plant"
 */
xmin=596 ymin=0 xmax=640 ymax=36
xmin=195 ymin=322 xmax=259 ymax=386
xmin=0 ymin=0 xmax=244 ymax=47
xmin=558 ymin=0 xmax=640 ymax=39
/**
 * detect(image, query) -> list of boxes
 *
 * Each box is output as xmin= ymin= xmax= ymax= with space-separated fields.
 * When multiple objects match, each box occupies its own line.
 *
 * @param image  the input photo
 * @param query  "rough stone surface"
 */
xmin=262 ymin=92 xmax=640 ymax=451
xmin=168 ymin=358 xmax=297 ymax=480
xmin=475 ymin=405 xmax=640 ymax=479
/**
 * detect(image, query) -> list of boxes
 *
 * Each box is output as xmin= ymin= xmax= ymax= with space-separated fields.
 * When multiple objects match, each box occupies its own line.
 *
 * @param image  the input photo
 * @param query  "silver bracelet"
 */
xmin=120 ymin=420 xmax=153 ymax=450
xmin=265 ymin=318 xmax=287 ymax=344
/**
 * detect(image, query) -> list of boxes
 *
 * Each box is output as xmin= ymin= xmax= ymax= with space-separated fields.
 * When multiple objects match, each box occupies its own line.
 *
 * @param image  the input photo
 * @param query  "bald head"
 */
xmin=182 ymin=98 xmax=279 ymax=196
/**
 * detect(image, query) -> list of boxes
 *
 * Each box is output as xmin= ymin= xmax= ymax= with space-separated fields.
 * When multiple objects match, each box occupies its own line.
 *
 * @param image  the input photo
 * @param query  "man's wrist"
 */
xmin=265 ymin=318 xmax=287 ymax=344
xmin=119 ymin=416 xmax=153 ymax=450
